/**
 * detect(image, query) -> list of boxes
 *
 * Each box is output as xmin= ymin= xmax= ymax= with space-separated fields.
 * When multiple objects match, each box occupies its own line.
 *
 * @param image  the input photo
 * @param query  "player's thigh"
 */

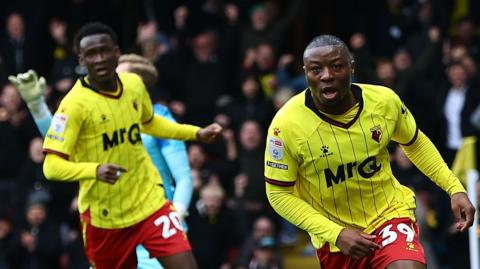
xmin=139 ymin=202 xmax=192 ymax=257
xmin=371 ymin=218 xmax=426 ymax=268
xmin=156 ymin=251 xmax=198 ymax=269
xmin=386 ymin=260 xmax=426 ymax=269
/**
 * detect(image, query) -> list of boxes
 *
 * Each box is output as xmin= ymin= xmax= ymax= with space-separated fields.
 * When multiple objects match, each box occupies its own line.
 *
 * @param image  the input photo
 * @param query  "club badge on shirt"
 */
xmin=52 ymin=114 xmax=68 ymax=134
xmin=268 ymin=137 xmax=284 ymax=160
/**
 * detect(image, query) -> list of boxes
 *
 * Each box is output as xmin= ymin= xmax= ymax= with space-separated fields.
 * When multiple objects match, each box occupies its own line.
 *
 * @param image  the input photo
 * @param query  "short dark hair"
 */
xmin=73 ymin=22 xmax=118 ymax=54
xmin=303 ymin=35 xmax=352 ymax=61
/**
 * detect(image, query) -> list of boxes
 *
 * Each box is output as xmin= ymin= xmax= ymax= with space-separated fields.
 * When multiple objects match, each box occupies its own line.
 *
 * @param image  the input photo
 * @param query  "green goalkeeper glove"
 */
xmin=8 ymin=70 xmax=49 ymax=117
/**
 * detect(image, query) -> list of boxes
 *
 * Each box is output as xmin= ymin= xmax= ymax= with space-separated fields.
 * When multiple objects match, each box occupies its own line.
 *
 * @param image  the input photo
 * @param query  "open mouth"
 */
xmin=321 ymin=87 xmax=338 ymax=100
xmin=95 ymin=66 xmax=109 ymax=76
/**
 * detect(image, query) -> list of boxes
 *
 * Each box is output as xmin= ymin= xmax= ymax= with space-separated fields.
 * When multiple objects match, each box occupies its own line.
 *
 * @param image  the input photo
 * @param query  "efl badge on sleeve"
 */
xmin=370 ymin=125 xmax=382 ymax=143
xmin=52 ymin=114 xmax=68 ymax=134
xmin=268 ymin=137 xmax=284 ymax=160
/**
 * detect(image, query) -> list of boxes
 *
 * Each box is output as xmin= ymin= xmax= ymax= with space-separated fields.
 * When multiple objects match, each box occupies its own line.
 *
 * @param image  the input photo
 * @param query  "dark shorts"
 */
xmin=81 ymin=201 xmax=191 ymax=269
xmin=317 ymin=218 xmax=426 ymax=269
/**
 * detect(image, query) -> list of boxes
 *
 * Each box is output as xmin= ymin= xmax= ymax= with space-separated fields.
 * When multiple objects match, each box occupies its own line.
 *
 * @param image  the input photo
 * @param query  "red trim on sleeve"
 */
xmin=265 ymin=177 xmax=296 ymax=187
xmin=43 ymin=148 xmax=69 ymax=160
xmin=401 ymin=128 xmax=419 ymax=146
xmin=142 ymin=113 xmax=155 ymax=124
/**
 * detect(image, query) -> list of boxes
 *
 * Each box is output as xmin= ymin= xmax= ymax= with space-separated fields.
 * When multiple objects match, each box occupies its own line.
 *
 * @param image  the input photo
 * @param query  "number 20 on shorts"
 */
xmin=154 ymin=212 xmax=184 ymax=239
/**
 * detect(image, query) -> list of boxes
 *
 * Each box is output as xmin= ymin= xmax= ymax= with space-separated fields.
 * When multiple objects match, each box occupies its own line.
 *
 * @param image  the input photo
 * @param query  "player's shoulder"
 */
xmin=273 ymin=90 xmax=308 ymax=122
xmin=118 ymin=72 xmax=147 ymax=93
xmin=355 ymin=83 xmax=401 ymax=107
xmin=60 ymin=79 xmax=87 ymax=104
xmin=355 ymin=83 xmax=398 ymax=100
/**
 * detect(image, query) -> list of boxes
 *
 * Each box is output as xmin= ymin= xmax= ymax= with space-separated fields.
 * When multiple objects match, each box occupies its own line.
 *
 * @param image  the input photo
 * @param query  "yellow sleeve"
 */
xmin=43 ymin=153 xmax=98 ymax=182
xmin=391 ymin=94 xmax=418 ymax=145
xmin=43 ymin=98 xmax=83 ymax=157
xmin=139 ymin=81 xmax=155 ymax=124
xmin=141 ymin=115 xmax=200 ymax=141
xmin=266 ymin=183 xmax=344 ymax=245
xmin=401 ymin=130 xmax=466 ymax=196
xmin=264 ymin=120 xmax=297 ymax=184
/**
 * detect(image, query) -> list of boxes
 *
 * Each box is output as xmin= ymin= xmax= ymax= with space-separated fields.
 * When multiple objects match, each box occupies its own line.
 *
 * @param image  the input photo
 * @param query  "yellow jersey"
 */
xmin=43 ymin=73 xmax=167 ymax=229
xmin=265 ymin=83 xmax=419 ymax=249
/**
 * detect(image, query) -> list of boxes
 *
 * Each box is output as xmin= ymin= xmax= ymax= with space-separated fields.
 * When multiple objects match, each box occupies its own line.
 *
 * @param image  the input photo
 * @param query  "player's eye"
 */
xmin=310 ymin=66 xmax=320 ymax=74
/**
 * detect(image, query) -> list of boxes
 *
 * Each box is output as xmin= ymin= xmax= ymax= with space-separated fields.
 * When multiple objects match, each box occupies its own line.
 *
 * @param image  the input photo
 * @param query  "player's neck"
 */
xmin=87 ymin=74 xmax=118 ymax=92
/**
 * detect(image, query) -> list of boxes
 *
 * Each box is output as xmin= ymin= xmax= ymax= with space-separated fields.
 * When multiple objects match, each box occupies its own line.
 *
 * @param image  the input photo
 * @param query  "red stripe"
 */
xmin=142 ymin=113 xmax=155 ymax=124
xmin=43 ymin=148 xmax=69 ymax=160
xmin=401 ymin=128 xmax=419 ymax=146
xmin=265 ymin=177 xmax=295 ymax=187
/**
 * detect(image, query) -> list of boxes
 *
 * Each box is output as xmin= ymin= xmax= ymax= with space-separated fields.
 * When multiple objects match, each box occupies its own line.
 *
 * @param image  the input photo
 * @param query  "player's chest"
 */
xmin=299 ymin=113 xmax=393 ymax=166
xmin=83 ymin=96 xmax=143 ymax=146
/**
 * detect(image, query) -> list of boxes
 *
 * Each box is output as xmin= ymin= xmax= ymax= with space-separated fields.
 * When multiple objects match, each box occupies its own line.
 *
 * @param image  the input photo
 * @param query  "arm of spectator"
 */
xmin=400 ymin=27 xmax=441 ymax=82
xmin=470 ymin=104 xmax=480 ymax=130
xmin=349 ymin=33 xmax=377 ymax=83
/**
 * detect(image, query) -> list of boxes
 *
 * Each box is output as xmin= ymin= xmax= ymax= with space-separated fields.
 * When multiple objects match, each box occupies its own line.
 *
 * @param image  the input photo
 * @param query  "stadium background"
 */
xmin=0 ymin=0 xmax=479 ymax=268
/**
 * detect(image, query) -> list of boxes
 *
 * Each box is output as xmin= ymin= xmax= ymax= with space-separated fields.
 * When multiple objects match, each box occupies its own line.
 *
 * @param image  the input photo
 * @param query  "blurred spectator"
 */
xmin=0 ymin=12 xmax=41 ymax=77
xmin=11 ymin=193 xmax=62 ymax=269
xmin=243 ymin=43 xmax=278 ymax=98
xmin=171 ymin=30 xmax=227 ymax=126
xmin=248 ymin=236 xmax=282 ymax=269
xmin=234 ymin=216 xmax=278 ymax=269
xmin=15 ymin=137 xmax=77 ymax=225
xmin=220 ymin=75 xmax=273 ymax=131
xmin=435 ymin=61 xmax=480 ymax=165
xmin=449 ymin=17 xmax=480 ymax=61
xmin=240 ymin=1 xmax=303 ymax=54
xmin=187 ymin=183 xmax=241 ymax=269
xmin=0 ymin=211 xmax=14 ymax=269
xmin=47 ymin=18 xmax=78 ymax=107
xmin=228 ymin=120 xmax=268 ymax=221
xmin=0 ymin=84 xmax=36 ymax=182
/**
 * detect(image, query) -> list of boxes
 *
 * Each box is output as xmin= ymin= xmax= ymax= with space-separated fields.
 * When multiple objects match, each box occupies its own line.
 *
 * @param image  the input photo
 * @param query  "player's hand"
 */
xmin=196 ymin=123 xmax=223 ymax=143
xmin=451 ymin=192 xmax=476 ymax=232
xmin=96 ymin=164 xmax=127 ymax=184
xmin=8 ymin=70 xmax=46 ymax=103
xmin=336 ymin=228 xmax=381 ymax=259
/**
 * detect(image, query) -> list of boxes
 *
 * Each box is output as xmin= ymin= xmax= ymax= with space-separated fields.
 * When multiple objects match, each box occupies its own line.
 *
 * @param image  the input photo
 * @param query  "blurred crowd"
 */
xmin=0 ymin=0 xmax=479 ymax=269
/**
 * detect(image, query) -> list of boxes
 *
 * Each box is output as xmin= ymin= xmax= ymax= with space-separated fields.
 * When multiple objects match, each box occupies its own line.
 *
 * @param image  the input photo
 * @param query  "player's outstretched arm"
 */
xmin=401 ymin=130 xmax=476 ymax=232
xmin=142 ymin=115 xmax=223 ymax=143
xmin=8 ymin=70 xmax=52 ymax=136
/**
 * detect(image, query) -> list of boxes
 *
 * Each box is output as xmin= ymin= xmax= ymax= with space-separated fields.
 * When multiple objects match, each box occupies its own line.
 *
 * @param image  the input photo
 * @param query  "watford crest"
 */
xmin=370 ymin=125 xmax=382 ymax=143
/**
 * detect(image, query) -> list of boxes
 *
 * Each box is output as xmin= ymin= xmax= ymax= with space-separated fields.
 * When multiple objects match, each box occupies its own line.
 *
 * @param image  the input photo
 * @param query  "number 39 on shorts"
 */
xmin=153 ymin=211 xmax=184 ymax=239
xmin=378 ymin=223 xmax=415 ymax=247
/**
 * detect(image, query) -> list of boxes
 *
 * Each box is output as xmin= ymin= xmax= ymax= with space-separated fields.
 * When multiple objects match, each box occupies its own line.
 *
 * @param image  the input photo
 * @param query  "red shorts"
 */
xmin=317 ymin=218 xmax=426 ymax=269
xmin=80 ymin=201 xmax=191 ymax=269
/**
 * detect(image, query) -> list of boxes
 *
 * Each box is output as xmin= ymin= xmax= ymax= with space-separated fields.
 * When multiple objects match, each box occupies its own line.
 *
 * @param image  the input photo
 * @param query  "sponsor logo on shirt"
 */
xmin=268 ymin=137 xmax=284 ymax=160
xmin=46 ymin=133 xmax=64 ymax=142
xmin=266 ymin=161 xmax=288 ymax=170
xmin=320 ymin=145 xmax=334 ymax=158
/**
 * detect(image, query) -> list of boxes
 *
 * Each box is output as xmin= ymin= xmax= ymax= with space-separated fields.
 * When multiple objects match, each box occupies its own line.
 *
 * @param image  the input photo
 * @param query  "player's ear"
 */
xmin=114 ymin=46 xmax=121 ymax=58
xmin=350 ymin=59 xmax=355 ymax=75
xmin=78 ymin=53 xmax=85 ymax=67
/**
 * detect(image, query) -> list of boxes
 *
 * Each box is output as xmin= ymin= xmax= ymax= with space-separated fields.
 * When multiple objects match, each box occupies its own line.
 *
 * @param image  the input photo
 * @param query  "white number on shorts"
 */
xmin=378 ymin=223 xmax=415 ymax=247
xmin=153 ymin=212 xmax=184 ymax=239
